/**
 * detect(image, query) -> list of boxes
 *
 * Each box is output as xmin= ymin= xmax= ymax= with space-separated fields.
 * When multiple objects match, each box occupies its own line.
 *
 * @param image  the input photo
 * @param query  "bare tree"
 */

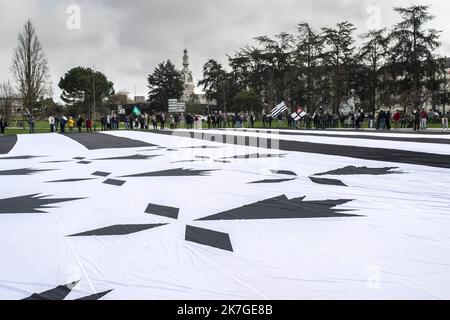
xmin=0 ymin=81 xmax=15 ymax=119
xmin=12 ymin=19 xmax=50 ymax=114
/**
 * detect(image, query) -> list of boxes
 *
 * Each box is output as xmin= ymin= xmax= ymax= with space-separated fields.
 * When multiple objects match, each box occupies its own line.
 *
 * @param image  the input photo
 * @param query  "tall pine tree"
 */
xmin=389 ymin=5 xmax=441 ymax=110
xmin=147 ymin=60 xmax=184 ymax=112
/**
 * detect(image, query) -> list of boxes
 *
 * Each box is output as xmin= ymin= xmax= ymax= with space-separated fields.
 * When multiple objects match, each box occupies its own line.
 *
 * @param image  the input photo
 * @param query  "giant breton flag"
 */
xmin=1 ymin=128 xmax=450 ymax=299
xmin=270 ymin=101 xmax=288 ymax=118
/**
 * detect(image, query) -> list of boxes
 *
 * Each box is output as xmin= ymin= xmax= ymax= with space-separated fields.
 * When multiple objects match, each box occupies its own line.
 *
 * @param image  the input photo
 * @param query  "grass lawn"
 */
xmin=1 ymin=120 xmax=446 ymax=136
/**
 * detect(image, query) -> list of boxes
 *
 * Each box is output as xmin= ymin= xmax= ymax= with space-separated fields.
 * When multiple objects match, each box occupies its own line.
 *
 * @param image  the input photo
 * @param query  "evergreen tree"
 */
xmin=295 ymin=23 xmax=325 ymax=111
xmin=358 ymin=29 xmax=390 ymax=113
xmin=198 ymin=59 xmax=228 ymax=110
xmin=147 ymin=60 xmax=184 ymax=112
xmin=321 ymin=21 xmax=357 ymax=114
xmin=58 ymin=66 xmax=114 ymax=117
xmin=390 ymin=5 xmax=441 ymax=110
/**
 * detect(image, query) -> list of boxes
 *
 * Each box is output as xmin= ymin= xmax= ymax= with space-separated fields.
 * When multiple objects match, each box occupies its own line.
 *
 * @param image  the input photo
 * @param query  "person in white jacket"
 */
xmin=48 ymin=115 xmax=55 ymax=133
xmin=442 ymin=113 xmax=449 ymax=131
xmin=194 ymin=114 xmax=202 ymax=130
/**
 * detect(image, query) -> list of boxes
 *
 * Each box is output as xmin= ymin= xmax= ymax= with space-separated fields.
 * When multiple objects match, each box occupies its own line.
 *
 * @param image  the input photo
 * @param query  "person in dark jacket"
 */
xmin=159 ymin=113 xmax=166 ymax=130
xmin=100 ymin=115 xmax=107 ymax=131
xmin=359 ymin=110 xmax=365 ymax=129
xmin=379 ymin=110 xmax=387 ymax=130
xmin=386 ymin=111 xmax=391 ymax=130
xmin=250 ymin=113 xmax=255 ymax=128
xmin=413 ymin=108 xmax=420 ymax=131
xmin=188 ymin=114 xmax=195 ymax=129
xmin=77 ymin=116 xmax=84 ymax=133
xmin=0 ymin=117 xmax=6 ymax=134
xmin=355 ymin=111 xmax=361 ymax=131
xmin=60 ymin=116 xmax=67 ymax=133
xmin=28 ymin=115 xmax=36 ymax=134
xmin=262 ymin=113 xmax=267 ymax=128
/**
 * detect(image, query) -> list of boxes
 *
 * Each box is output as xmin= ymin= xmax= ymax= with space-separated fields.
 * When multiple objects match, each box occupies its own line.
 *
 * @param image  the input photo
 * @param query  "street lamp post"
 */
xmin=222 ymin=78 xmax=227 ymax=113
xmin=93 ymin=67 xmax=97 ymax=132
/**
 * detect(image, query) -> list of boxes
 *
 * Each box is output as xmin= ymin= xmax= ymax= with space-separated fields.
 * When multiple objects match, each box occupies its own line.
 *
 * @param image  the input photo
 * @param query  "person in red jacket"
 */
xmin=419 ymin=108 xmax=428 ymax=131
xmin=86 ymin=118 xmax=93 ymax=133
xmin=393 ymin=110 xmax=401 ymax=130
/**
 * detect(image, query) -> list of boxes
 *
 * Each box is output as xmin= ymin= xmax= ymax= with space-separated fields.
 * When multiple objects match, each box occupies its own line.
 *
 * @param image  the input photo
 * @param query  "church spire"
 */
xmin=183 ymin=49 xmax=189 ymax=70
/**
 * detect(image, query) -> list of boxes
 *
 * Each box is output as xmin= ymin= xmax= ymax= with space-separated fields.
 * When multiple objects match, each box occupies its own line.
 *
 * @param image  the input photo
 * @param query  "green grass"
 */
xmin=1 ymin=120 xmax=446 ymax=136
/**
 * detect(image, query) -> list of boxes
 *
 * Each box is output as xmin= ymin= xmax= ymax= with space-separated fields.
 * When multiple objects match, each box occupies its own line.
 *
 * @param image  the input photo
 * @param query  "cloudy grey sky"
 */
xmin=0 ymin=0 xmax=449 ymax=102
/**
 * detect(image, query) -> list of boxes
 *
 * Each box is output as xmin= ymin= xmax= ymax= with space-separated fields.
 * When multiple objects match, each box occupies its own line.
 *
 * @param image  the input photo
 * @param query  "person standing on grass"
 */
xmin=151 ymin=114 xmax=158 ymax=130
xmin=100 ymin=115 xmax=107 ymax=131
xmin=193 ymin=114 xmax=200 ymax=130
xmin=368 ymin=112 xmax=374 ymax=129
xmin=413 ymin=108 xmax=420 ymax=131
xmin=379 ymin=109 xmax=386 ymax=131
xmin=60 ymin=116 xmax=67 ymax=133
xmin=0 ymin=117 xmax=5 ymax=135
xmin=374 ymin=110 xmax=380 ymax=130
xmin=393 ymin=110 xmax=401 ymax=130
xmin=169 ymin=114 xmax=175 ymax=130
xmin=106 ymin=114 xmax=111 ymax=130
xmin=287 ymin=113 xmax=293 ymax=129
xmin=54 ymin=117 xmax=59 ymax=132
xmin=250 ymin=112 xmax=255 ymax=129
xmin=67 ymin=116 xmax=75 ymax=133
xmin=28 ymin=115 xmax=35 ymax=134
xmin=262 ymin=113 xmax=267 ymax=128
xmin=420 ymin=108 xmax=428 ymax=131
xmin=401 ymin=113 xmax=407 ymax=128
xmin=77 ymin=115 xmax=84 ymax=133
xmin=124 ymin=115 xmax=130 ymax=130
xmin=386 ymin=111 xmax=392 ymax=130
xmin=48 ymin=115 xmax=55 ymax=133
xmin=144 ymin=114 xmax=149 ymax=130
xmin=355 ymin=110 xmax=361 ymax=131
xmin=86 ymin=118 xmax=92 ymax=133
xmin=184 ymin=114 xmax=191 ymax=130
xmin=267 ymin=115 xmax=273 ymax=128
xmin=159 ymin=113 xmax=165 ymax=130
xmin=175 ymin=114 xmax=180 ymax=129
xmin=442 ymin=113 xmax=449 ymax=131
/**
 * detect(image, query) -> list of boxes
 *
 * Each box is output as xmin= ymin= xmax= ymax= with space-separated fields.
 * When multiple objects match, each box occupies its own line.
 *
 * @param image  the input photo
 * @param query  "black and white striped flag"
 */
xmin=270 ymin=102 xmax=288 ymax=118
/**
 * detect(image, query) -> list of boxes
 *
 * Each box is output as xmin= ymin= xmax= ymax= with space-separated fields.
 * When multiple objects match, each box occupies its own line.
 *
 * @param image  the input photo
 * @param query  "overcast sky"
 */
xmin=0 ymin=0 xmax=449 ymax=102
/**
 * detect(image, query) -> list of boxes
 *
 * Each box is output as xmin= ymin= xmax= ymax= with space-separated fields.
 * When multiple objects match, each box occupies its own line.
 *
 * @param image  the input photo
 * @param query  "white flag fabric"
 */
xmin=291 ymin=111 xmax=307 ymax=121
xmin=270 ymin=102 xmax=288 ymax=118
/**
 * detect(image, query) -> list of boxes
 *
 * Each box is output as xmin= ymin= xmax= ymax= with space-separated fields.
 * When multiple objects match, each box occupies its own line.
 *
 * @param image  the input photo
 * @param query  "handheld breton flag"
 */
xmin=270 ymin=101 xmax=288 ymax=118
xmin=291 ymin=111 xmax=307 ymax=121
xmin=132 ymin=106 xmax=142 ymax=117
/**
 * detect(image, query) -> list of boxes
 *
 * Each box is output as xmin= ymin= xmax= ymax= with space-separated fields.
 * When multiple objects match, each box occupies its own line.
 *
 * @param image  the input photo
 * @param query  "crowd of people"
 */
xmin=1 ymin=107 xmax=448 ymax=136
xmin=45 ymin=115 xmax=93 ymax=134
xmin=112 ymin=112 xmax=257 ymax=131
xmin=274 ymin=107 xmax=449 ymax=132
